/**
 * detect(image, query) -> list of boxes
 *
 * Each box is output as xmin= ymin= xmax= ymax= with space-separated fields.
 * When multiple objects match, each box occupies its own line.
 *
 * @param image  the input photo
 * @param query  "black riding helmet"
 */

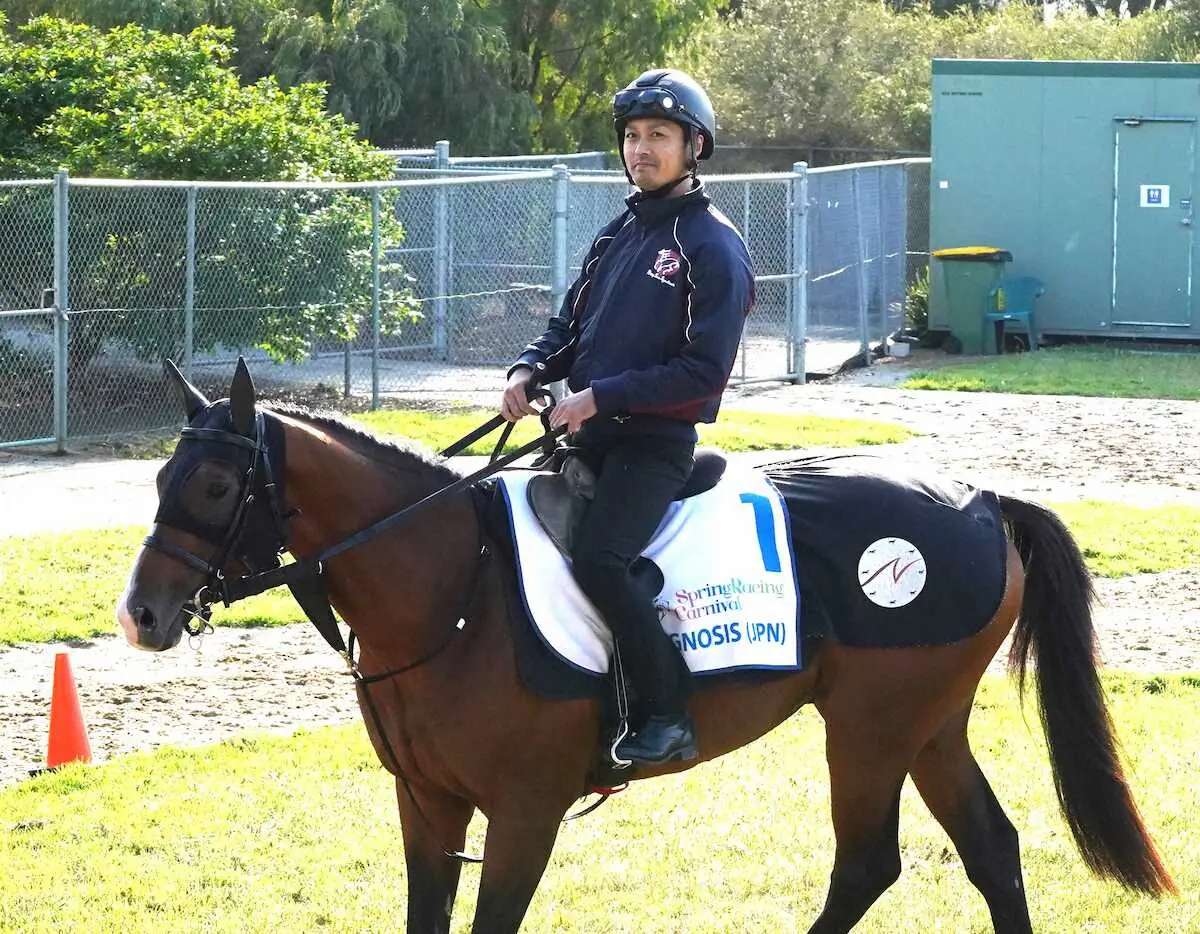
xmin=612 ymin=69 xmax=716 ymax=188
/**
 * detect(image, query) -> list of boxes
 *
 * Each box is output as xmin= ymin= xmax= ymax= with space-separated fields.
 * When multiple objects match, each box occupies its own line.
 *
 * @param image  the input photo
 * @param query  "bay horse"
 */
xmin=116 ymin=359 xmax=1175 ymax=934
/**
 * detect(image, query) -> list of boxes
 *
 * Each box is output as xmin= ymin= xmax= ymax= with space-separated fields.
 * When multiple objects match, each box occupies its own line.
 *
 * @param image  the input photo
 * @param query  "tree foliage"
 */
xmin=1 ymin=0 xmax=721 ymax=155
xmin=267 ymin=0 xmax=533 ymax=152
xmin=0 ymin=14 xmax=387 ymax=180
xmin=494 ymin=0 xmax=722 ymax=152
xmin=885 ymin=1 xmax=1168 ymax=15
xmin=6 ymin=0 xmax=1195 ymax=166
xmin=2 ymin=0 xmax=529 ymax=152
xmin=1082 ymin=0 xmax=1168 ymax=16
xmin=0 ymin=16 xmax=413 ymax=366
xmin=692 ymin=0 xmax=1186 ymax=154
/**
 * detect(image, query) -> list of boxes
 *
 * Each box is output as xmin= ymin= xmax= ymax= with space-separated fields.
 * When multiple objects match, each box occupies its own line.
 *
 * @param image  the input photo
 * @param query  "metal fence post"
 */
xmin=852 ymin=167 xmax=871 ymax=367
xmin=790 ymin=162 xmax=808 ymax=384
xmin=875 ymin=165 xmax=888 ymax=351
xmin=899 ymin=162 xmax=912 ymax=335
xmin=741 ymin=181 xmax=751 ymax=382
xmin=551 ymin=164 xmax=569 ymax=316
xmin=371 ymin=188 xmax=382 ymax=410
xmin=52 ymin=169 xmax=70 ymax=452
xmin=549 ymin=164 xmax=571 ymax=401
xmin=184 ymin=186 xmax=197 ymax=379
xmin=433 ymin=139 xmax=450 ymax=361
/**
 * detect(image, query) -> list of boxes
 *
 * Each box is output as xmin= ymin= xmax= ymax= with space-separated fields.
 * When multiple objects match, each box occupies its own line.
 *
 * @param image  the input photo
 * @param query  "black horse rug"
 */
xmin=482 ymin=452 xmax=1009 ymax=701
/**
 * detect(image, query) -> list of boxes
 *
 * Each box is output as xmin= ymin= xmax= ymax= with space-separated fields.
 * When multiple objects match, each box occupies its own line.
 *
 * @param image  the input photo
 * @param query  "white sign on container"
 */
xmin=1140 ymin=184 xmax=1170 ymax=208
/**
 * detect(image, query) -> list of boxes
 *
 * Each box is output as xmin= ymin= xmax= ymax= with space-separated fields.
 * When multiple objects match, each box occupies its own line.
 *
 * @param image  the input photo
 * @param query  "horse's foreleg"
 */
xmin=470 ymin=807 xmax=564 ymax=934
xmin=910 ymin=706 xmax=1033 ymax=934
xmin=394 ymin=778 xmax=474 ymax=934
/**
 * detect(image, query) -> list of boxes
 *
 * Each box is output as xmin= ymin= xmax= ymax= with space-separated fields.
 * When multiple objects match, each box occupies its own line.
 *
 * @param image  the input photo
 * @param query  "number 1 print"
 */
xmin=739 ymin=492 xmax=781 ymax=573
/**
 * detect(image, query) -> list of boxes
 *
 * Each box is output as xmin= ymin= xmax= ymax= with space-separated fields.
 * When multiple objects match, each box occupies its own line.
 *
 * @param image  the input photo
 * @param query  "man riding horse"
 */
xmin=116 ymin=68 xmax=1175 ymax=934
xmin=500 ymin=69 xmax=756 ymax=766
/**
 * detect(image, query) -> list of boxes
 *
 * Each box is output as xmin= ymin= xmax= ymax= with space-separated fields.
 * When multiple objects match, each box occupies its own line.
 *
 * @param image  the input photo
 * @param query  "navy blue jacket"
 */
xmin=511 ymin=181 xmax=754 ymax=441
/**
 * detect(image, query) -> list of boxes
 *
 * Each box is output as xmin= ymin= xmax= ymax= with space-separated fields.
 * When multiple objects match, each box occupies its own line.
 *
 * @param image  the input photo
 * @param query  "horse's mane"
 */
xmin=268 ymin=404 xmax=461 ymax=486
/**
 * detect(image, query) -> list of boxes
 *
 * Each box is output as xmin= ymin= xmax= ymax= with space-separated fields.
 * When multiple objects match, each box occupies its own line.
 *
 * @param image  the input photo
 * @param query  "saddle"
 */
xmin=526 ymin=447 xmax=729 ymax=557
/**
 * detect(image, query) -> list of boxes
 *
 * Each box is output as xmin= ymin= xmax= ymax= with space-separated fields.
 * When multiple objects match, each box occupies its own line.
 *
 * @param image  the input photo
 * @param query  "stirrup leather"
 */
xmin=526 ymin=455 xmax=596 ymax=557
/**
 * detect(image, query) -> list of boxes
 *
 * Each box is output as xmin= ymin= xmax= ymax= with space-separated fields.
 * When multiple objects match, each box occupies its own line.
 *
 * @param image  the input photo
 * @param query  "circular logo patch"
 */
xmin=857 ymin=538 xmax=926 ymax=608
xmin=653 ymin=248 xmax=681 ymax=278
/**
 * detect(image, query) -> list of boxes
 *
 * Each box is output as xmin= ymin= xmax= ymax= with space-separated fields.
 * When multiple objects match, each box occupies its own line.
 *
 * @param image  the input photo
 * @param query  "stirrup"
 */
xmin=608 ymin=644 xmax=633 ymax=770
xmin=526 ymin=455 xmax=596 ymax=557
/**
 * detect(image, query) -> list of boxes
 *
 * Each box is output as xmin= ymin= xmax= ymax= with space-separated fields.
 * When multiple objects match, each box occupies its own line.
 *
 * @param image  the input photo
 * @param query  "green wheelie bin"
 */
xmin=930 ymin=246 xmax=1012 ymax=354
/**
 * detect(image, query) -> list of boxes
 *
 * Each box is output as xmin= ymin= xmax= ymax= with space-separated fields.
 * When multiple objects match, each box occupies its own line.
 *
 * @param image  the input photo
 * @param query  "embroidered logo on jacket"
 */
xmin=646 ymin=249 xmax=681 ymax=287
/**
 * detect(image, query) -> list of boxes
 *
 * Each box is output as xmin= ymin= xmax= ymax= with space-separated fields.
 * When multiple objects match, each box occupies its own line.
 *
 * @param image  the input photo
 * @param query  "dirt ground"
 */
xmin=2 ymin=349 xmax=1199 ymax=788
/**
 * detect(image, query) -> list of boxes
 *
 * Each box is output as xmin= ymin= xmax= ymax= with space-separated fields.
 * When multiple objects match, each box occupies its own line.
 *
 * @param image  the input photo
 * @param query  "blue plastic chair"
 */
xmin=984 ymin=275 xmax=1045 ymax=353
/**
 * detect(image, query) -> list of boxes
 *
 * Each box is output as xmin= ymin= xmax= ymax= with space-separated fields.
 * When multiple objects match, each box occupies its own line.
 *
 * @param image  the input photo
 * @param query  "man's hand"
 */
xmin=548 ymin=387 xmax=597 ymax=434
xmin=500 ymin=367 xmax=541 ymax=422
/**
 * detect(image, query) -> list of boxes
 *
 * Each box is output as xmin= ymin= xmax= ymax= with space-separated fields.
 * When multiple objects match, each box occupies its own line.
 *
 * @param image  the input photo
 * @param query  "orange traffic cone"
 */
xmin=46 ymin=651 xmax=91 ymax=769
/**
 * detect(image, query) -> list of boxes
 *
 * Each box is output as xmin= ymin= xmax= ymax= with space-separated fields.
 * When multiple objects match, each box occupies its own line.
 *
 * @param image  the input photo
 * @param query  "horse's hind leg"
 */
xmin=909 ymin=704 xmax=1033 ymax=934
xmin=394 ymin=779 xmax=474 ymax=933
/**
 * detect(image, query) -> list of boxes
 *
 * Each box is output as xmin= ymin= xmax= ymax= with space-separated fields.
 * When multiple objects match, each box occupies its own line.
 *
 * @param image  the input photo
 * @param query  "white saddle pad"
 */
xmin=495 ymin=462 xmax=801 ymax=676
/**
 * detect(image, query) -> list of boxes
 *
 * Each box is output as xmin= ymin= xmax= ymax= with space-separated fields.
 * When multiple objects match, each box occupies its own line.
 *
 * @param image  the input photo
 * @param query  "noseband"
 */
xmin=142 ymin=411 xmax=289 ymax=634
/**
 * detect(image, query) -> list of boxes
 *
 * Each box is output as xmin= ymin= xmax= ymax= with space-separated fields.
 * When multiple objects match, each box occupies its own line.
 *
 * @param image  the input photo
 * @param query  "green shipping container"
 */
xmin=930 ymin=59 xmax=1200 ymax=346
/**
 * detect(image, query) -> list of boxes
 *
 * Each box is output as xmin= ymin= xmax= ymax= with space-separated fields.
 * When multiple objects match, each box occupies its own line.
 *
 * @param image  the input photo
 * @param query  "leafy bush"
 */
xmin=692 ymin=1 xmax=1190 ymax=153
xmin=904 ymin=267 xmax=930 ymax=334
xmin=0 ymin=16 xmax=415 ymax=365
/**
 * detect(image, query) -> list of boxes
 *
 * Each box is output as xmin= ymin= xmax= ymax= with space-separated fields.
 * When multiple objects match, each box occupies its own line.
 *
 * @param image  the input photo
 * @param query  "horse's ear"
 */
xmin=164 ymin=358 xmax=209 ymax=421
xmin=229 ymin=356 xmax=256 ymax=436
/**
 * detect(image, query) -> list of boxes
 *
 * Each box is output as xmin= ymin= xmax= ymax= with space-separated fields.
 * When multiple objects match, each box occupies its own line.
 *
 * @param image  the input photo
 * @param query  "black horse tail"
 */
xmin=999 ymin=495 xmax=1176 ymax=896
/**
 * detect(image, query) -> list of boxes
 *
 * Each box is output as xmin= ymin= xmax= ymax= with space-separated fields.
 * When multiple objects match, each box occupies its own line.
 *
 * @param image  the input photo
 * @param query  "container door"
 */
xmin=1112 ymin=119 xmax=1195 ymax=328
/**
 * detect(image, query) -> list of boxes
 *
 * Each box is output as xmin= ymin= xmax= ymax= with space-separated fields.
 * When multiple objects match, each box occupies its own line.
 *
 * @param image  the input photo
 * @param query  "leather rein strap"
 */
xmin=181 ymin=405 xmax=563 ymax=658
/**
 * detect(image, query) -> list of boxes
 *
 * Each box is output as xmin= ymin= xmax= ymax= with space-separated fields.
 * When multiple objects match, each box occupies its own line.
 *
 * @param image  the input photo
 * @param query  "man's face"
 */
xmin=622 ymin=117 xmax=693 ymax=191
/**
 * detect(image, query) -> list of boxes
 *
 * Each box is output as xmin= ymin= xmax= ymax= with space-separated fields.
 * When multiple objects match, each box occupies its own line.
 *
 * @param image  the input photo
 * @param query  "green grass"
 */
xmin=6 ymin=498 xmax=1200 ymax=646
xmin=87 ymin=432 xmax=181 ymax=460
xmin=0 ymin=527 xmax=302 ymax=645
xmin=350 ymin=407 xmax=916 ymax=454
xmin=902 ymin=346 xmax=1200 ymax=398
xmin=0 ymin=674 xmax=1195 ymax=933
xmin=696 ymin=409 xmax=913 ymax=450
xmin=1048 ymin=500 xmax=1200 ymax=577
xmin=81 ymin=406 xmax=915 ymax=461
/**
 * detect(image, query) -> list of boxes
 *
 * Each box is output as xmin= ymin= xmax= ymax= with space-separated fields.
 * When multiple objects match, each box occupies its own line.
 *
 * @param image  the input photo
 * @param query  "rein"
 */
xmin=148 ymin=392 xmax=563 ymax=660
xmin=211 ymin=413 xmax=565 ymax=668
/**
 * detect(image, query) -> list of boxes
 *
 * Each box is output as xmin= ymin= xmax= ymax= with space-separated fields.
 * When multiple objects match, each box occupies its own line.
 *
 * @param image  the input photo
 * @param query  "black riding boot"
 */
xmin=611 ymin=625 xmax=697 ymax=765
xmin=616 ymin=711 xmax=698 ymax=765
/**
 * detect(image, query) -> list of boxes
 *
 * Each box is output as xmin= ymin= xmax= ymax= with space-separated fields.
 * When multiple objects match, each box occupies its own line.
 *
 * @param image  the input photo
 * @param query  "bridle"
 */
xmin=142 ymin=410 xmax=290 ymax=637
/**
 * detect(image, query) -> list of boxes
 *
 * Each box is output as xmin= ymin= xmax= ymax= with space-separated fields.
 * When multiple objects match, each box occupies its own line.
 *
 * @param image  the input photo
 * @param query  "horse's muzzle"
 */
xmin=116 ymin=592 xmax=185 ymax=651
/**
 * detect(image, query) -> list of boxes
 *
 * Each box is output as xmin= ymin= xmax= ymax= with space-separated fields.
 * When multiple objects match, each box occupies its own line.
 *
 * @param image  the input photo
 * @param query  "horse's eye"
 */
xmin=178 ymin=461 xmax=241 ymax=527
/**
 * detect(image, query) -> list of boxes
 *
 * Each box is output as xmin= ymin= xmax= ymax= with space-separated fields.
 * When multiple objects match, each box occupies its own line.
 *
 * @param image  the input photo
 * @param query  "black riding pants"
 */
xmin=568 ymin=431 xmax=695 ymax=716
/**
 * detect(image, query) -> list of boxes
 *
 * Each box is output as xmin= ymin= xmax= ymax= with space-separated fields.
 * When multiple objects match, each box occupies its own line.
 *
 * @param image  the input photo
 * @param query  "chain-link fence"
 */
xmin=0 ymin=179 xmax=58 ymax=448
xmin=0 ymin=157 xmax=930 ymax=450
xmin=805 ymin=159 xmax=930 ymax=373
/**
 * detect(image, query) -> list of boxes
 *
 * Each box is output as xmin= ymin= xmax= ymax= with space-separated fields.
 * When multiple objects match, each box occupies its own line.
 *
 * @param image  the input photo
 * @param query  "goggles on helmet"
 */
xmin=612 ymin=87 xmax=689 ymax=122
